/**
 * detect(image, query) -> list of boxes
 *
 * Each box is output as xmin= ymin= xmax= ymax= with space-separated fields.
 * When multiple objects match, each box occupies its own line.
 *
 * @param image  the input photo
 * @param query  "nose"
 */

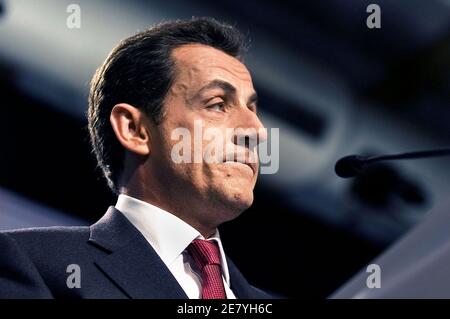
xmin=232 ymin=109 xmax=267 ymax=149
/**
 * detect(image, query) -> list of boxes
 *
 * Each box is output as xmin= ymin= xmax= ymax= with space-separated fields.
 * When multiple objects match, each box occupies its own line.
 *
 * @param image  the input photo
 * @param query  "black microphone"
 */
xmin=335 ymin=148 xmax=450 ymax=178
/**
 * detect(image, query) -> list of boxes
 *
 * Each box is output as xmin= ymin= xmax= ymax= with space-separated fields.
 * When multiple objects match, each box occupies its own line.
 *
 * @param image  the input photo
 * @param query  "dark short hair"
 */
xmin=88 ymin=17 xmax=248 ymax=193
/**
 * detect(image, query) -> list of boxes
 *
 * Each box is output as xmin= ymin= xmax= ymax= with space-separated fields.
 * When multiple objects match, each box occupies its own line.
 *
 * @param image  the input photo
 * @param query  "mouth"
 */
xmin=224 ymin=161 xmax=256 ymax=175
xmin=222 ymin=154 xmax=258 ymax=175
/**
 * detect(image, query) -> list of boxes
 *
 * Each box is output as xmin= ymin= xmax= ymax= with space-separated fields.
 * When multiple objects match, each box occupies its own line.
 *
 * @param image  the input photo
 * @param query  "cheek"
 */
xmin=172 ymin=163 xmax=207 ymax=191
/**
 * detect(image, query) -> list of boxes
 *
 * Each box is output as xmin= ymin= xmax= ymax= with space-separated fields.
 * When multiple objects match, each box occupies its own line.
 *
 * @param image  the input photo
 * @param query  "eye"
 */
xmin=248 ymin=104 xmax=257 ymax=113
xmin=207 ymin=102 xmax=226 ymax=112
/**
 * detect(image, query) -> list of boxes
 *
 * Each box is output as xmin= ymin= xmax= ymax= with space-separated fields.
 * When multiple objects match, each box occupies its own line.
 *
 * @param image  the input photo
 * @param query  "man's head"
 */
xmin=88 ymin=18 xmax=266 ymax=234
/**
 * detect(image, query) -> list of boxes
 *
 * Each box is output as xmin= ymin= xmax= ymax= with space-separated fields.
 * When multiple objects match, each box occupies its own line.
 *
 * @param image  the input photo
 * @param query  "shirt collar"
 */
xmin=115 ymin=194 xmax=231 ymax=286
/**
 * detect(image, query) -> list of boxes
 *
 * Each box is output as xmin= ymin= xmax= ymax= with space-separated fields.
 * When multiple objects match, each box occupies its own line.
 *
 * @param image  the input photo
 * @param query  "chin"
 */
xmin=231 ymin=190 xmax=254 ymax=210
xmin=213 ymin=188 xmax=254 ymax=220
xmin=205 ymin=168 xmax=257 ymax=221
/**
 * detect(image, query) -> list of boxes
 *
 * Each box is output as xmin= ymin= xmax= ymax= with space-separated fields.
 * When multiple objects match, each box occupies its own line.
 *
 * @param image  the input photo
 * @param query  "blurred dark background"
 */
xmin=0 ymin=0 xmax=449 ymax=298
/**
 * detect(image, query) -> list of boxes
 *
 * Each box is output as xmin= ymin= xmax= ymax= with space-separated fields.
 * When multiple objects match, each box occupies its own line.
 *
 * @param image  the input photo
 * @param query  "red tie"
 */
xmin=187 ymin=239 xmax=227 ymax=299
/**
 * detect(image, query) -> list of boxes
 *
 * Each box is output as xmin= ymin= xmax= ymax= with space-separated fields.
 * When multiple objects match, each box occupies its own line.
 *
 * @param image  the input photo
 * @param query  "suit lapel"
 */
xmin=88 ymin=207 xmax=188 ymax=299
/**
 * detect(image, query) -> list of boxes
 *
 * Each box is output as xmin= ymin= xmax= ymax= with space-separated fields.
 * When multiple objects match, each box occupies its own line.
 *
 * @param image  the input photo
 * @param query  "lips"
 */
xmin=222 ymin=152 xmax=258 ymax=175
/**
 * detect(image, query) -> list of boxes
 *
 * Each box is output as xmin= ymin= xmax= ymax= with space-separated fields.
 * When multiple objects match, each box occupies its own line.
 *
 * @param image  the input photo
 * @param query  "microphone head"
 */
xmin=335 ymin=155 xmax=368 ymax=178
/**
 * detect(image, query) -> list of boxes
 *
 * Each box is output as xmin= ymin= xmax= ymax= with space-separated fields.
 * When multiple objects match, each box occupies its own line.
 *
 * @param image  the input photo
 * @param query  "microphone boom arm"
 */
xmin=335 ymin=148 xmax=450 ymax=178
xmin=366 ymin=149 xmax=450 ymax=164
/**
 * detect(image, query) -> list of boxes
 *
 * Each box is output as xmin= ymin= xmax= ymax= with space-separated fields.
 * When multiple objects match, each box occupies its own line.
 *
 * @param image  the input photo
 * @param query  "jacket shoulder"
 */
xmin=0 ymin=231 xmax=56 ymax=298
xmin=2 ymin=225 xmax=89 ymax=237
xmin=1 ymin=226 xmax=90 ymax=255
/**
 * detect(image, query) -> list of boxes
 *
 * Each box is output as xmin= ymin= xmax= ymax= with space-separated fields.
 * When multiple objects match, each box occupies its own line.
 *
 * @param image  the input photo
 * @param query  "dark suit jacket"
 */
xmin=0 ymin=207 xmax=271 ymax=299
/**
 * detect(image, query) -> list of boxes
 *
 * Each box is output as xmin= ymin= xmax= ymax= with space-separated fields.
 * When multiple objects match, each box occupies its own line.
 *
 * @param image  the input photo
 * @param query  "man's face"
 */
xmin=148 ymin=44 xmax=266 ymax=226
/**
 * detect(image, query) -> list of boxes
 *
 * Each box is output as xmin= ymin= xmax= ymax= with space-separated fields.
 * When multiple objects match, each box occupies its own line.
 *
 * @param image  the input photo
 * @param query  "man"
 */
xmin=0 ymin=18 xmax=270 ymax=299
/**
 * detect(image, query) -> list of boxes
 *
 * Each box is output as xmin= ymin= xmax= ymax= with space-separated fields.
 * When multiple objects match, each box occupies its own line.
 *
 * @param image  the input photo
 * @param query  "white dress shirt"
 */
xmin=115 ymin=194 xmax=236 ymax=299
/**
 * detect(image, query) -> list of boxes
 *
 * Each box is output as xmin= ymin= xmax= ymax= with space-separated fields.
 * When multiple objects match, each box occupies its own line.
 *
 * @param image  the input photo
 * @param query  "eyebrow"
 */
xmin=192 ymin=79 xmax=258 ymax=109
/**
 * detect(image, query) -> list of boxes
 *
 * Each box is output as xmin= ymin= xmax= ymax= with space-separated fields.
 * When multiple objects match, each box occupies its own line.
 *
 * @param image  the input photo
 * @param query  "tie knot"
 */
xmin=187 ymin=239 xmax=222 ymax=269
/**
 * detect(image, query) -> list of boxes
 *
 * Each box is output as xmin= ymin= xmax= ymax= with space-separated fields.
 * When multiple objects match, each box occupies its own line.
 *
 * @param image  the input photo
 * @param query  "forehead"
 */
xmin=171 ymin=44 xmax=253 ymax=87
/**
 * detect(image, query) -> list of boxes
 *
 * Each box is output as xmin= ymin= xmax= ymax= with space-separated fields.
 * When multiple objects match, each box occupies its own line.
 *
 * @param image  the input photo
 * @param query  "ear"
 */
xmin=110 ymin=103 xmax=150 ymax=156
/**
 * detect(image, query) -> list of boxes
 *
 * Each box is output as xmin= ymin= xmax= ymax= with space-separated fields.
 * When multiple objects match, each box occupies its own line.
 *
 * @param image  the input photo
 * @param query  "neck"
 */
xmin=118 ymin=157 xmax=223 ymax=239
